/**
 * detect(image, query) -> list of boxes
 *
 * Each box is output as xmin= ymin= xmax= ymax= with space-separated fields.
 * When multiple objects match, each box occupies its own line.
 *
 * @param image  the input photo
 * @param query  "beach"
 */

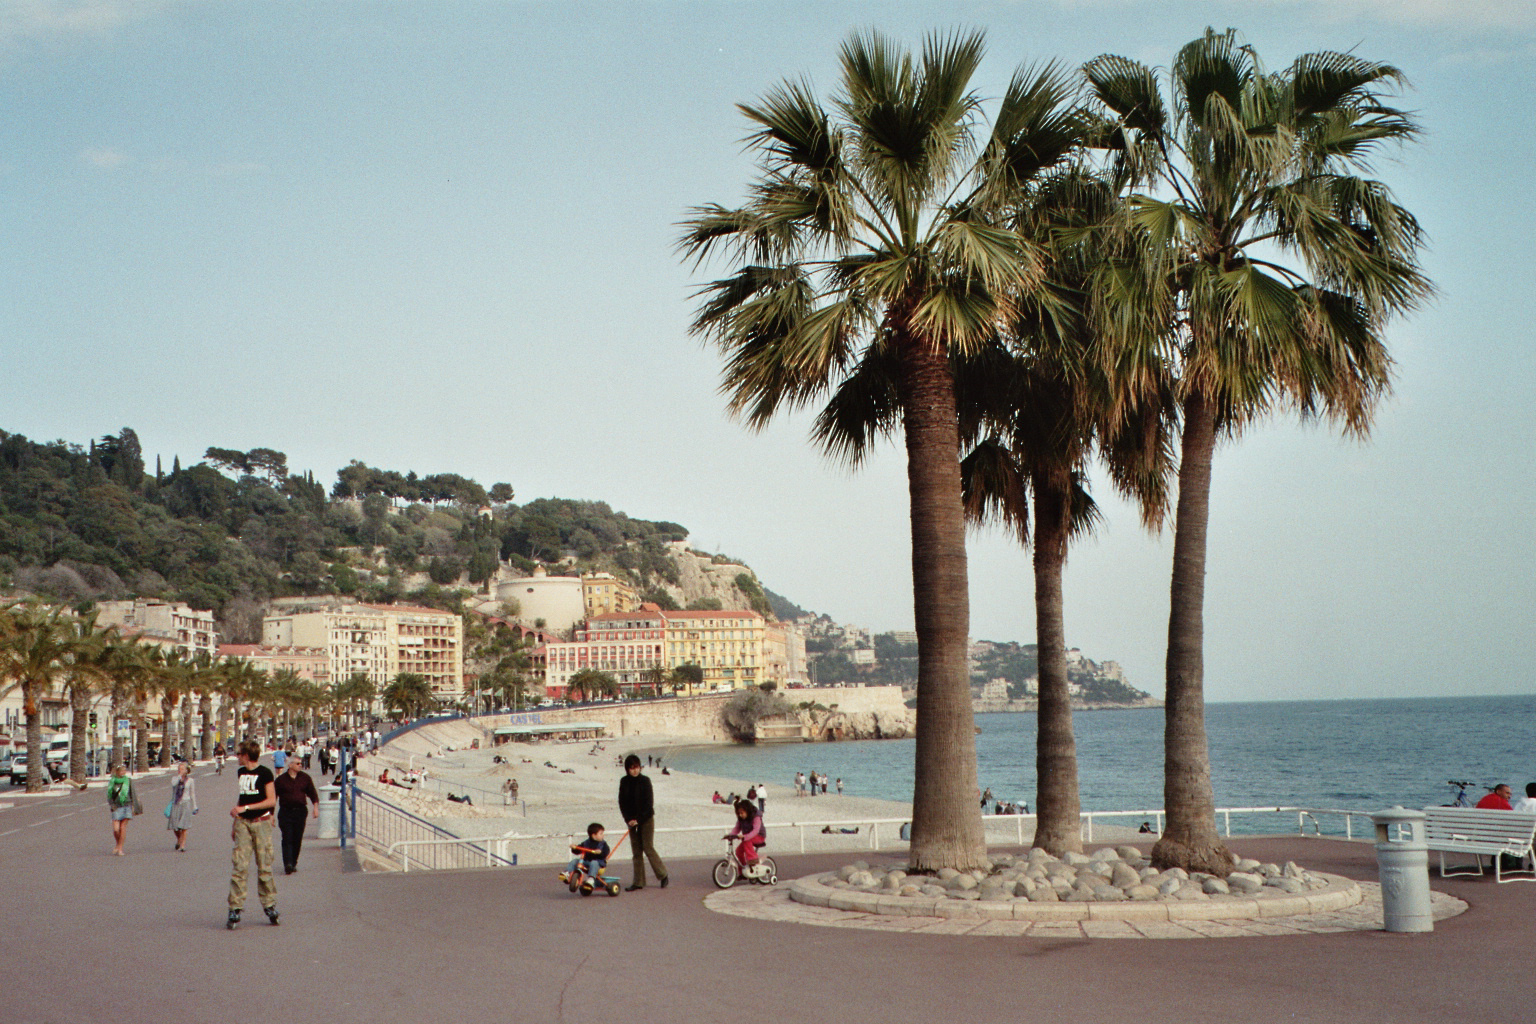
xmin=360 ymin=720 xmax=1138 ymax=866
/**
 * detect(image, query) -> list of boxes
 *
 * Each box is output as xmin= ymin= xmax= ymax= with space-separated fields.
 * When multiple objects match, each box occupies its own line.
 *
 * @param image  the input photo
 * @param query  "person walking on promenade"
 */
xmin=272 ymin=746 xmax=288 ymax=772
xmin=166 ymin=760 xmax=198 ymax=852
xmin=213 ymin=742 xmax=226 ymax=775
xmin=228 ymin=739 xmax=279 ymax=929
xmin=106 ymin=763 xmax=142 ymax=856
xmin=619 ymin=753 xmax=668 ymax=891
xmin=757 ymin=782 xmax=767 ymax=816
xmin=274 ymin=754 xmax=320 ymax=875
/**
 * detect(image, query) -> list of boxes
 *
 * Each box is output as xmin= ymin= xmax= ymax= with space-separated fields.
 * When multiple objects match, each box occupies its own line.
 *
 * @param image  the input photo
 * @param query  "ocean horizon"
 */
xmin=663 ymin=693 xmax=1536 ymax=832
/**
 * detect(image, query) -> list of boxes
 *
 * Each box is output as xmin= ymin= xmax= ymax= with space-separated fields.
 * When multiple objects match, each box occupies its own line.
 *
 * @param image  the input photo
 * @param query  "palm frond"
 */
xmin=959 ymin=437 xmax=1030 ymax=542
xmin=811 ymin=342 xmax=902 ymax=466
xmin=1082 ymin=54 xmax=1167 ymax=138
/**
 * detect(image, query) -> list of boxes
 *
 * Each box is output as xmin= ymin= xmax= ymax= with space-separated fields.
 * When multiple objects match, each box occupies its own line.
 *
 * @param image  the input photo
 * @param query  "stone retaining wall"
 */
xmin=788 ymin=871 xmax=1362 ymax=922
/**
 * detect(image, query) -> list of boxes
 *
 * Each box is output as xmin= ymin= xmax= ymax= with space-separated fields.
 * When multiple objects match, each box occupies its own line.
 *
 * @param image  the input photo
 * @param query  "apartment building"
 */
xmin=543 ymin=608 xmax=666 ymax=696
xmin=218 ymin=644 xmax=330 ymax=685
xmin=540 ymin=604 xmax=770 ymax=698
xmin=763 ymin=622 xmax=808 ymax=687
xmin=581 ymin=571 xmax=637 ymax=617
xmin=96 ymin=599 xmax=219 ymax=656
xmin=263 ymin=602 xmax=463 ymax=700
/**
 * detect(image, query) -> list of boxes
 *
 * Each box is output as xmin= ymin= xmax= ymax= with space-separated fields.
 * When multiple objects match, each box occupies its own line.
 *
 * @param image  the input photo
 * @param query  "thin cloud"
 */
xmin=0 ymin=0 xmax=160 ymax=47
xmin=81 ymin=146 xmax=128 ymax=169
xmin=1041 ymin=0 xmax=1535 ymax=32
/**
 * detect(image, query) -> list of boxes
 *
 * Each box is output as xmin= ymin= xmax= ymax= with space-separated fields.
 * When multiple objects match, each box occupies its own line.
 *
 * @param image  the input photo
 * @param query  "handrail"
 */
xmin=351 ymin=805 xmax=1383 ymax=872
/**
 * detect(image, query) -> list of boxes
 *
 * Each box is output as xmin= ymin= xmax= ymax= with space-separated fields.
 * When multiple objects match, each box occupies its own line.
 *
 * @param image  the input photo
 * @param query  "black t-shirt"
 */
xmin=237 ymin=764 xmax=275 ymax=819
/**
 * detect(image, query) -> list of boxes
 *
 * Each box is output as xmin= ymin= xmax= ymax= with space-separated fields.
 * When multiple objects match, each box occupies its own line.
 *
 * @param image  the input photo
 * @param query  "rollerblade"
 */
xmin=226 ymin=909 xmax=241 ymax=930
xmin=264 ymin=906 xmax=280 ymax=926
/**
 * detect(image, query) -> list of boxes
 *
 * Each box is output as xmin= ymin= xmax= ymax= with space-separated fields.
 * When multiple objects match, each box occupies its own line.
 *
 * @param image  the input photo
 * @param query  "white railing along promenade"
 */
xmin=371 ymin=804 xmax=1379 ymax=871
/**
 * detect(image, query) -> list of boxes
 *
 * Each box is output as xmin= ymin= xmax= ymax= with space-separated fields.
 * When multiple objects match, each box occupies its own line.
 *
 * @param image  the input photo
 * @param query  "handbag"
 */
xmin=164 ymin=801 xmax=173 ymax=818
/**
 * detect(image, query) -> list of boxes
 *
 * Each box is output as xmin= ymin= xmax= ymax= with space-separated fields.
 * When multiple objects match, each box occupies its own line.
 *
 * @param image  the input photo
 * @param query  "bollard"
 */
xmin=1371 ymin=806 xmax=1432 ymax=932
xmin=317 ymin=785 xmax=342 ymax=840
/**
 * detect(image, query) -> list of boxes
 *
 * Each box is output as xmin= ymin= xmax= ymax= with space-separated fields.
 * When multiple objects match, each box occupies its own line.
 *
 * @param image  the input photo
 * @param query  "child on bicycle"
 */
xmin=561 ymin=822 xmax=612 ymax=892
xmin=724 ymin=798 xmax=766 ymax=873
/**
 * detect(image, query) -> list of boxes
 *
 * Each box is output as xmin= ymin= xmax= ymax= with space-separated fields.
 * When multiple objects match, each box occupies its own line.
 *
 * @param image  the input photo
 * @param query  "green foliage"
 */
xmin=685 ymin=597 xmax=723 ymax=611
xmin=734 ymin=573 xmax=773 ymax=618
xmin=721 ymin=686 xmax=792 ymax=741
xmin=763 ymin=587 xmax=807 ymax=622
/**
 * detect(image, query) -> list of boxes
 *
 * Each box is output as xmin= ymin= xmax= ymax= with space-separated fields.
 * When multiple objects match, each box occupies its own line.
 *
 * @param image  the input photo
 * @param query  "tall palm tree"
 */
xmin=155 ymin=648 xmax=190 ymax=766
xmin=61 ymin=611 xmax=117 ymax=785
xmin=1084 ymin=29 xmax=1430 ymax=872
xmin=0 ymin=601 xmax=72 ymax=792
xmin=681 ymin=30 xmax=1094 ymax=871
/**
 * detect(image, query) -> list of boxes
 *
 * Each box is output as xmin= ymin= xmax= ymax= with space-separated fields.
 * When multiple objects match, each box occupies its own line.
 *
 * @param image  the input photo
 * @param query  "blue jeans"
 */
xmin=566 ymin=856 xmax=605 ymax=879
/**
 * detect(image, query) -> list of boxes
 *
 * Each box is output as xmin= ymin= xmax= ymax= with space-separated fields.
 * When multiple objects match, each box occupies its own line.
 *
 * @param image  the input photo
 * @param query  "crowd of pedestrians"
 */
xmin=794 ymin=770 xmax=841 ymax=796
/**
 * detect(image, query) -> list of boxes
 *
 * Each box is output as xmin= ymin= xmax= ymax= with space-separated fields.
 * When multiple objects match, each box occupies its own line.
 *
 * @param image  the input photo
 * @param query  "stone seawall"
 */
xmin=971 ymin=697 xmax=1164 ymax=714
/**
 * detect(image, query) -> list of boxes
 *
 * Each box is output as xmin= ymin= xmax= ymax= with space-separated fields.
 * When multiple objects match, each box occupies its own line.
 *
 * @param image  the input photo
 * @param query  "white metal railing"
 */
xmin=357 ymin=805 xmax=1380 ymax=872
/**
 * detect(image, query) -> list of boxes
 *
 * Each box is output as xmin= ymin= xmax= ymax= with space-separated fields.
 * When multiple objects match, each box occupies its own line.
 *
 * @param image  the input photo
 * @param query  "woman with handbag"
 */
xmin=166 ymin=760 xmax=198 ymax=851
xmin=106 ymin=763 xmax=142 ymax=856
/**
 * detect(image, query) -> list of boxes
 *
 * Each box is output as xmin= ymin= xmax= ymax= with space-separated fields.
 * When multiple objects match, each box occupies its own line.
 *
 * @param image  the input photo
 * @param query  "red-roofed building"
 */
xmin=541 ymin=604 xmax=768 ymax=698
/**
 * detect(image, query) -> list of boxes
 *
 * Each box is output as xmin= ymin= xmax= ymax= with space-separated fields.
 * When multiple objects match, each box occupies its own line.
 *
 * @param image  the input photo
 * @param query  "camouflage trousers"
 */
xmin=230 ymin=817 xmax=276 ymax=910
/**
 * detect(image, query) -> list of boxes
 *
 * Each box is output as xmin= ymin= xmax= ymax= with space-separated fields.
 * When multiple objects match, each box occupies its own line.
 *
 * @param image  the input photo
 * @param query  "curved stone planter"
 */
xmin=788 ymin=872 xmax=1363 ymax=923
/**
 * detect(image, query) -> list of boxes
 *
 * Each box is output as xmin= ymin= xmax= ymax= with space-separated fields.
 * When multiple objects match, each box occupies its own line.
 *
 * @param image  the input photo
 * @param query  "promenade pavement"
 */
xmin=1 ymin=765 xmax=1530 ymax=1024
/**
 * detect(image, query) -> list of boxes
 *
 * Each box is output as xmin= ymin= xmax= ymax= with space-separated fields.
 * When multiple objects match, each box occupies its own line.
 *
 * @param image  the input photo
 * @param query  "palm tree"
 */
xmin=681 ymin=30 xmax=1094 ymax=871
xmin=1084 ymin=29 xmax=1430 ymax=872
xmin=155 ymin=648 xmax=190 ymax=766
xmin=61 ymin=611 xmax=118 ymax=785
xmin=0 ymin=602 xmax=72 ymax=791
xmin=565 ymin=669 xmax=619 ymax=703
xmin=382 ymin=673 xmax=435 ymax=722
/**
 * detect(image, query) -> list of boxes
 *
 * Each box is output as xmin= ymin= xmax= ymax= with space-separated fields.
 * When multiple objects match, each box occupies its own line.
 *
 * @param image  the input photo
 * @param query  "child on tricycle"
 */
xmin=559 ymin=822 xmax=624 ymax=896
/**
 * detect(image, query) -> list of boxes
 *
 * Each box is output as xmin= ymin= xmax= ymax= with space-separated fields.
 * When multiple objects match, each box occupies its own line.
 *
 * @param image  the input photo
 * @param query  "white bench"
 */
xmin=1422 ymin=807 xmax=1536 ymax=883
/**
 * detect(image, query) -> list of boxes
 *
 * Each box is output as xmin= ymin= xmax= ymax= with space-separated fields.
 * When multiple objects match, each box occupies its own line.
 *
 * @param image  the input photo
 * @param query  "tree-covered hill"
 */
xmin=0 ymin=427 xmax=706 ymax=636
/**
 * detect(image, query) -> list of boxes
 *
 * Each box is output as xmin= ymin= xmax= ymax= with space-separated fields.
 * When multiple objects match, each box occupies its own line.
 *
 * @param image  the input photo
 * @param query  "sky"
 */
xmin=1 ymin=1 xmax=1532 ymax=704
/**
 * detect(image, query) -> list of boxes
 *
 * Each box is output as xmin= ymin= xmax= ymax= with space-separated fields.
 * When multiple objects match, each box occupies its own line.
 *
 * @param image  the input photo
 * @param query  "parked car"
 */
xmin=9 ymin=752 xmax=66 ymax=786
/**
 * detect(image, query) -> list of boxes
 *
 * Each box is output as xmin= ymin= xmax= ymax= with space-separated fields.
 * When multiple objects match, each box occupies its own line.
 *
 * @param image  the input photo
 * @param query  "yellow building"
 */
xmin=661 ymin=608 xmax=766 ymax=693
xmin=581 ymin=572 xmax=638 ymax=618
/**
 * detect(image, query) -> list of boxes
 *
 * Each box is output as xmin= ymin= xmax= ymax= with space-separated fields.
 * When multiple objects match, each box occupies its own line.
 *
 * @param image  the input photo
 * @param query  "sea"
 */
xmin=664 ymin=694 xmax=1536 ymax=833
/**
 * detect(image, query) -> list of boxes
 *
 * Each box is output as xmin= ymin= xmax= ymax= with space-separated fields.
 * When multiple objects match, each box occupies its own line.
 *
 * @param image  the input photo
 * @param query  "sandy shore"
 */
xmin=365 ymin=722 xmax=1139 ymax=866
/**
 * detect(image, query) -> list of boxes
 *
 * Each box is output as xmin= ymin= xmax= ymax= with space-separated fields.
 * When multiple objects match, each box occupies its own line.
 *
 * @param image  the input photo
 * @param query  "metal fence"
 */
xmin=351 ymin=788 xmax=517 ymax=871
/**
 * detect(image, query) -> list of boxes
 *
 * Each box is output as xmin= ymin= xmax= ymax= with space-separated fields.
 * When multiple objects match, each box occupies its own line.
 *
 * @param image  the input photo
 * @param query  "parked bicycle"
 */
xmin=1445 ymin=780 xmax=1491 ymax=807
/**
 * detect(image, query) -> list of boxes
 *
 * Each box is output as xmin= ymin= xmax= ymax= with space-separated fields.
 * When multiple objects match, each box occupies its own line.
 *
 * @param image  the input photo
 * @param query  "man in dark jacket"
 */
xmin=618 ymin=754 xmax=668 ymax=890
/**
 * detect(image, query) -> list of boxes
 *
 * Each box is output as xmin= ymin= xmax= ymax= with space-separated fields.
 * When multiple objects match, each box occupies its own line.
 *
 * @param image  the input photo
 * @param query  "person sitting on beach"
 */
xmin=1139 ymin=821 xmax=1155 ymax=834
xmin=1514 ymin=784 xmax=1536 ymax=814
xmin=712 ymin=791 xmax=723 ymax=804
xmin=561 ymin=822 xmax=612 ymax=892
xmin=378 ymin=768 xmax=391 ymax=785
xmin=1477 ymin=784 xmax=1515 ymax=810
xmin=724 ymin=799 xmax=766 ymax=872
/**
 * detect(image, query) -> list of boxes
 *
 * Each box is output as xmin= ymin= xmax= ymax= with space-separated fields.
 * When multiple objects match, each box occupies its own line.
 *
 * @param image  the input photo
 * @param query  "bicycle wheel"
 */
xmin=712 ymin=857 xmax=739 ymax=889
xmin=759 ymin=856 xmax=777 ymax=885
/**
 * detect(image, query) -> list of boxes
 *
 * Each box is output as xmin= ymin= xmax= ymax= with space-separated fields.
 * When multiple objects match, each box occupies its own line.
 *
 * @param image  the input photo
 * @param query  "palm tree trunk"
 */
xmin=24 ymin=684 xmax=45 ymax=793
xmin=160 ymin=695 xmax=177 ymax=766
xmin=896 ymin=327 xmax=987 ymax=873
xmin=69 ymin=681 xmax=90 ymax=785
xmin=1030 ymin=470 xmax=1082 ymax=856
xmin=1151 ymin=390 xmax=1235 ymax=874
xmin=180 ymin=693 xmax=193 ymax=760
xmin=110 ymin=691 xmax=124 ymax=769
xmin=133 ymin=701 xmax=149 ymax=773
xmin=200 ymin=693 xmax=214 ymax=762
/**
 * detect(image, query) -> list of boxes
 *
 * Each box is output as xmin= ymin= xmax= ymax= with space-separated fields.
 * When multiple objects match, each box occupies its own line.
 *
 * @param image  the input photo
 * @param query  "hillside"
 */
xmin=0 ymin=427 xmax=769 ymax=637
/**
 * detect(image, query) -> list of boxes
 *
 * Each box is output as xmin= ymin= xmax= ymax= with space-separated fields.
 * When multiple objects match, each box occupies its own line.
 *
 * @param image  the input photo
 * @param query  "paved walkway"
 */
xmin=1 ymin=767 xmax=1530 ymax=1024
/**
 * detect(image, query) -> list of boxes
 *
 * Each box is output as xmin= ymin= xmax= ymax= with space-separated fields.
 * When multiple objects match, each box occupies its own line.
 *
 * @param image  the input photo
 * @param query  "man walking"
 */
xmin=274 ymin=754 xmax=321 ymax=874
xmin=757 ymin=782 xmax=767 ymax=817
xmin=618 ymin=754 xmax=668 ymax=891
xmin=228 ymin=739 xmax=279 ymax=929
